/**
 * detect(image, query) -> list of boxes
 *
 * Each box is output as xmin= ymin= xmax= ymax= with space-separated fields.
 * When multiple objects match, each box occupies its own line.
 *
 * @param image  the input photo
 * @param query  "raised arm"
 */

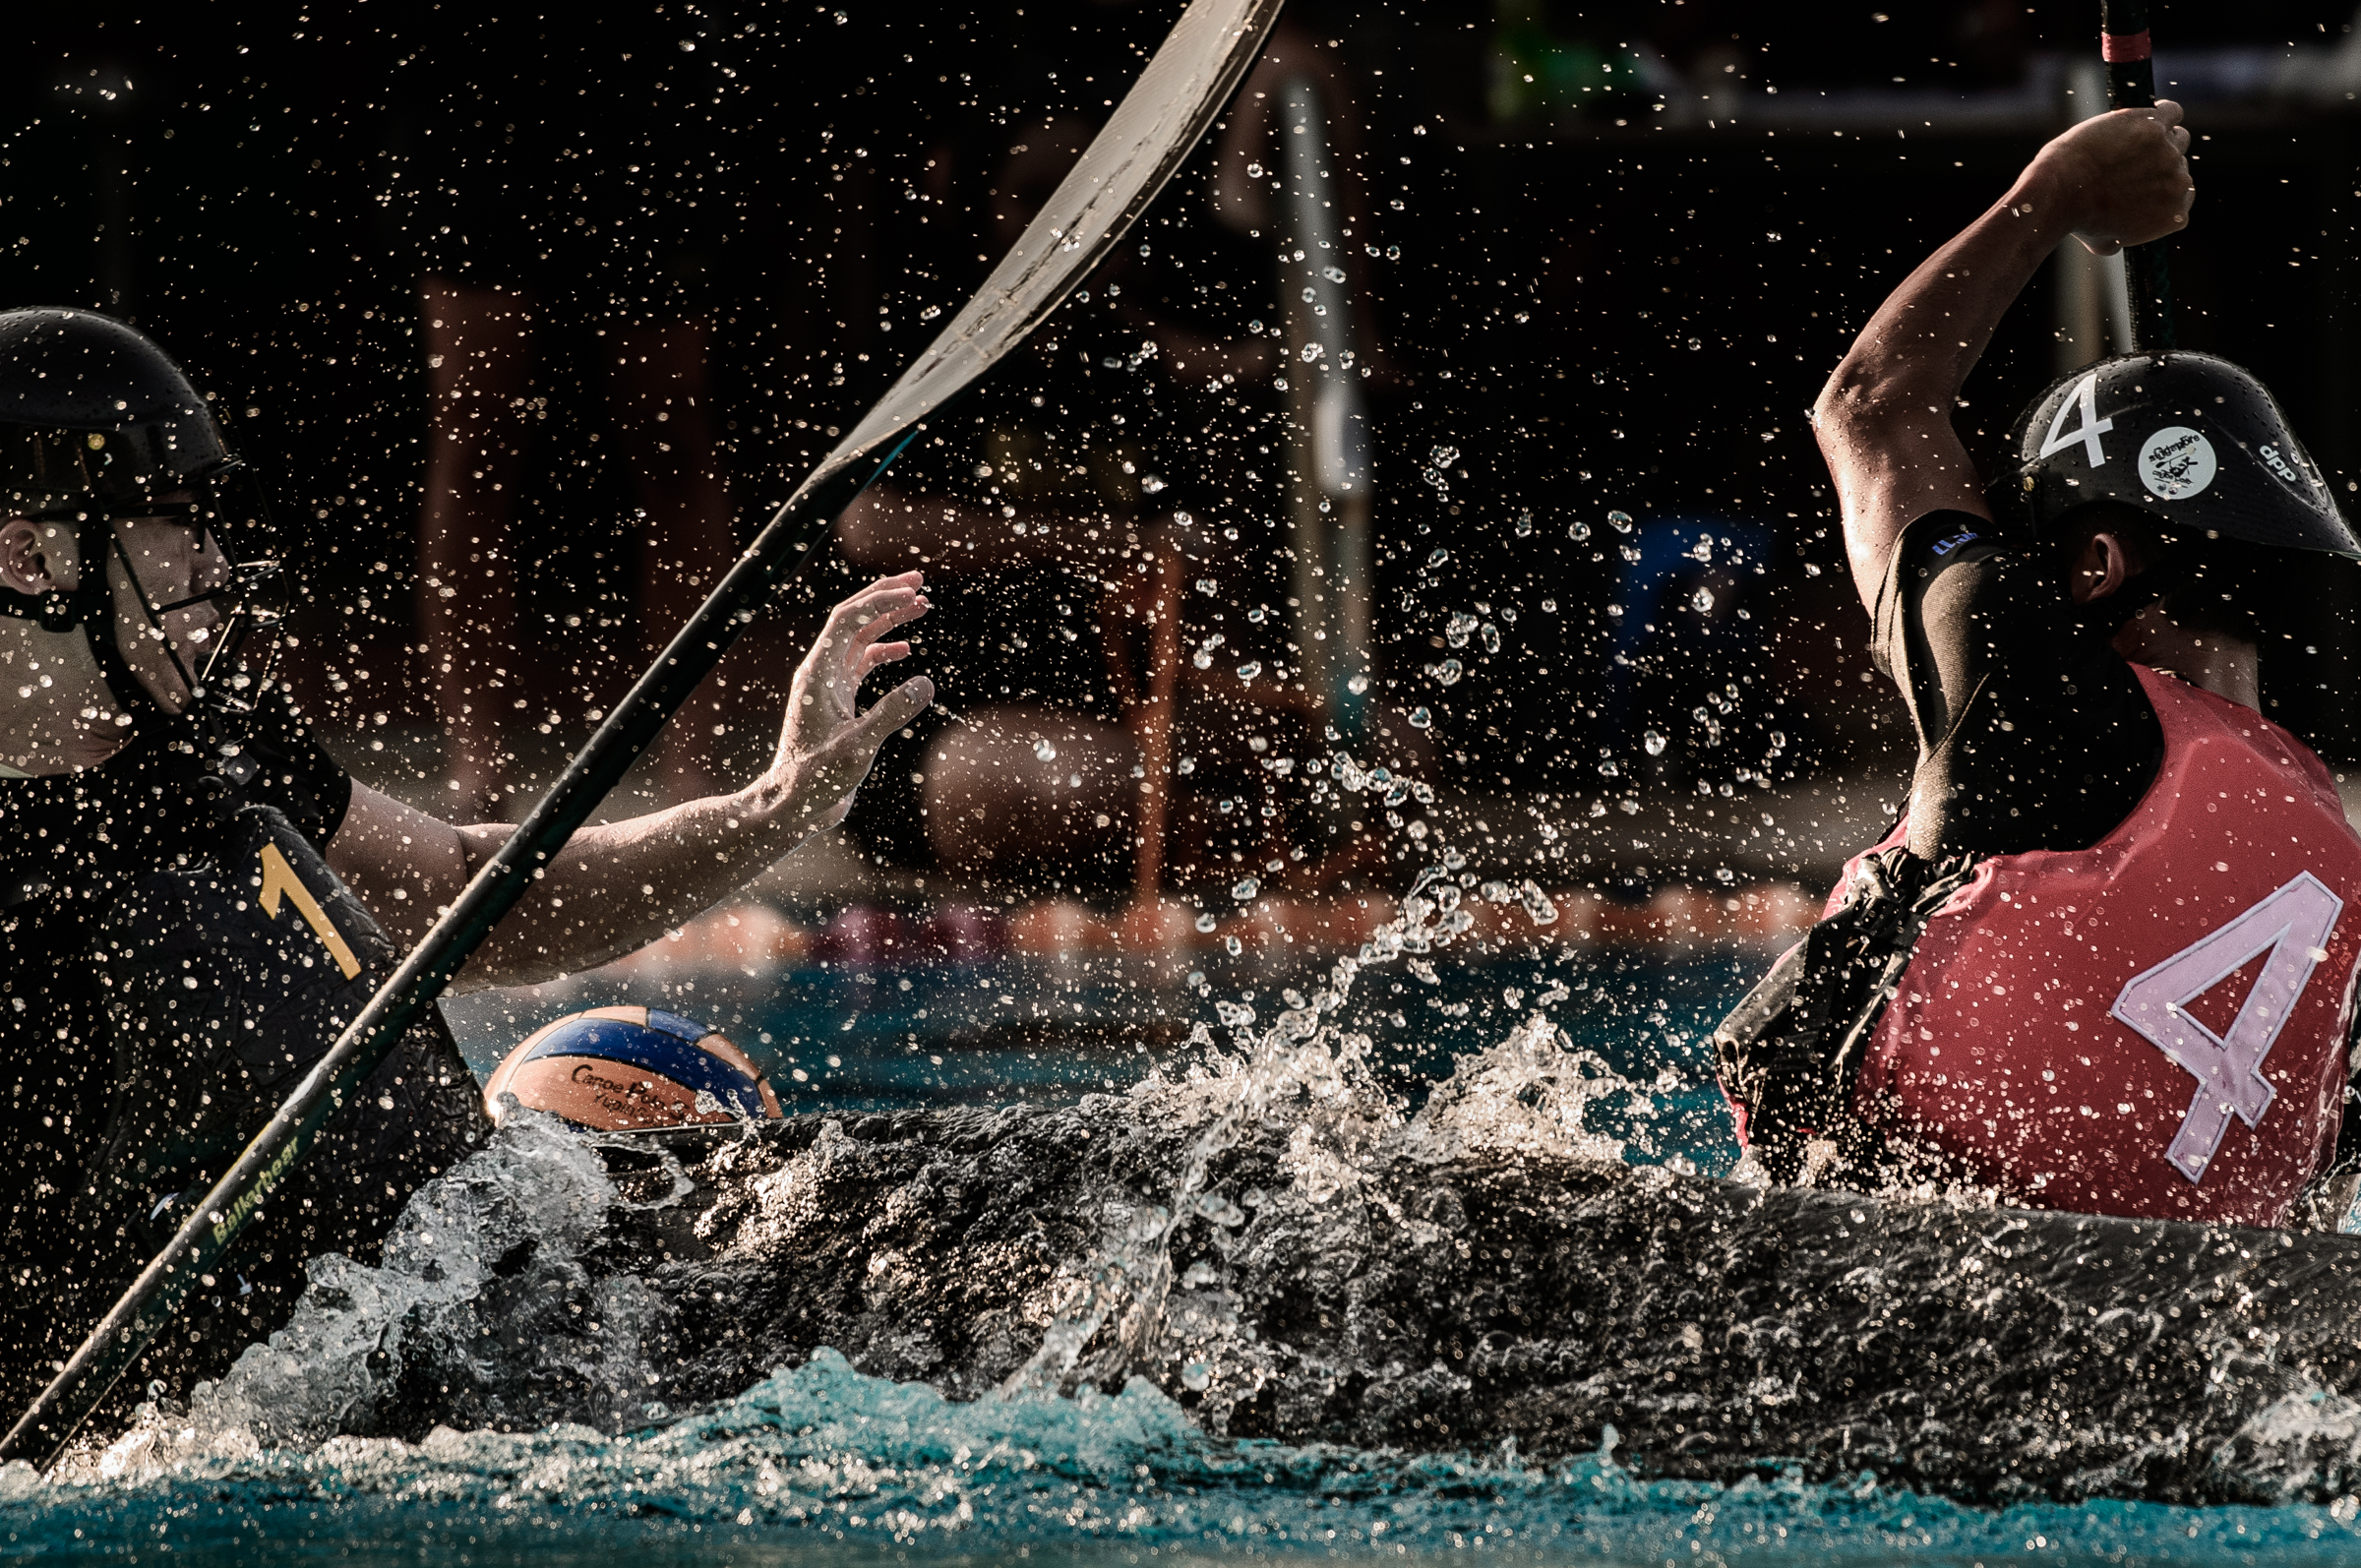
xmin=1813 ymin=102 xmax=2194 ymax=611
xmin=327 ymin=573 xmax=934 ymax=991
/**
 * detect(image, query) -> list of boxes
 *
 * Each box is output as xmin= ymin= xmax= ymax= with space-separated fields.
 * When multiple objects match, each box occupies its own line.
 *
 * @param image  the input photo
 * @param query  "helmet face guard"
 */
xmin=2003 ymin=351 xmax=2360 ymax=559
xmin=105 ymin=478 xmax=291 ymax=714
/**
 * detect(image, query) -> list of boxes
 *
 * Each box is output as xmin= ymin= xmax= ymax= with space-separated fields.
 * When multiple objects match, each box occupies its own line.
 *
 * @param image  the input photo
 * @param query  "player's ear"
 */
xmin=2070 ymin=529 xmax=2143 ymax=605
xmin=0 ymin=518 xmax=72 ymax=597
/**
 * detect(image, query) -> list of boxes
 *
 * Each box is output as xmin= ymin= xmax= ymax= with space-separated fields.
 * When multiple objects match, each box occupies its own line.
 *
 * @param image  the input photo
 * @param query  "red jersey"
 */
xmin=1832 ymin=665 xmax=2361 ymax=1227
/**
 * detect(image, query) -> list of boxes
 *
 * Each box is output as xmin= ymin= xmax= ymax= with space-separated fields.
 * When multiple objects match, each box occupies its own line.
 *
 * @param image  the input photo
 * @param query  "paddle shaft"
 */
xmin=2100 ymin=0 xmax=2176 ymax=350
xmin=0 ymin=454 xmax=892 ymax=1470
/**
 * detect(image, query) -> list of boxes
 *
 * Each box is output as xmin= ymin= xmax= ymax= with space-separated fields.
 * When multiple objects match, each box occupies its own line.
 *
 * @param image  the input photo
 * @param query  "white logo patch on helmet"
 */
xmin=2138 ymin=426 xmax=2218 ymax=501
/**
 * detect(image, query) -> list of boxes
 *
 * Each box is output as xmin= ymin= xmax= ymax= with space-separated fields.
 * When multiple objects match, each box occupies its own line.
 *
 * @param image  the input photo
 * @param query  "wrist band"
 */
xmin=2100 ymin=29 xmax=2152 ymax=62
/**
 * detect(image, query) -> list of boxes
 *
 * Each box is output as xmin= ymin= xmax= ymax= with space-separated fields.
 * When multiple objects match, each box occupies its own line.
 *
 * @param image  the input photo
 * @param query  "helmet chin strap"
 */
xmin=52 ymin=515 xmax=173 ymax=740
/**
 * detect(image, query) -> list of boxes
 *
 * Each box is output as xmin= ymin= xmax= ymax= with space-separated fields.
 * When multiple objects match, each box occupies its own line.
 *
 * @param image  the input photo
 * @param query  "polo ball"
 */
xmin=483 ymin=1005 xmax=782 ymax=1130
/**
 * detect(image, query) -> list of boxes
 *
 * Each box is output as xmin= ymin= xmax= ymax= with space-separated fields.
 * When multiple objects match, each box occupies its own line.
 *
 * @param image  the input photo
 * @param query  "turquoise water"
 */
xmin=14 ymin=1350 xmax=2361 ymax=1565
xmin=16 ymin=947 xmax=2361 ymax=1565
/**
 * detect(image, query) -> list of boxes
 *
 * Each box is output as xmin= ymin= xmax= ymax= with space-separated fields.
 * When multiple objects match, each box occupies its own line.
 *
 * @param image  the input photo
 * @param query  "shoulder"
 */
xmin=238 ymin=685 xmax=355 ymax=848
xmin=1871 ymin=510 xmax=2008 ymax=645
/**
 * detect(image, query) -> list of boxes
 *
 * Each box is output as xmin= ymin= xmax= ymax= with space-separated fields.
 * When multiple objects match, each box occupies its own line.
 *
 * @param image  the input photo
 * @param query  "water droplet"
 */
xmin=1427 ymin=657 xmax=1462 ymax=686
xmin=1514 ymin=509 xmax=1535 ymax=536
xmin=1181 ymin=1361 xmax=1212 ymax=1392
xmin=1427 ymin=548 xmax=1450 ymax=569
xmin=1195 ymin=912 xmax=1218 ymax=933
xmin=1193 ymin=650 xmax=1214 ymax=669
xmin=1643 ymin=730 xmax=1667 ymax=756
xmin=1225 ymin=935 xmax=1243 ymax=956
xmin=1541 ymin=598 xmax=1557 ymax=613
xmin=1444 ymin=612 xmax=1478 ymax=649
xmin=1770 ymin=731 xmax=1787 ymax=750
xmin=1232 ymin=876 xmax=1261 ymax=901
xmin=1346 ymin=672 xmax=1370 ymax=694
xmin=1178 ymin=755 xmax=1197 ymax=775
xmin=1693 ymin=586 xmax=1716 ymax=613
xmin=1033 ymin=739 xmax=1057 ymax=761
xmin=1236 ymin=661 xmax=1262 ymax=682
xmin=1598 ymin=758 xmax=1621 ymax=777
xmin=1385 ymin=244 xmax=1402 ymax=260
xmin=1429 ymin=444 xmax=1459 ymax=468
xmin=1569 ymin=519 xmax=1591 ymax=541
xmin=1408 ymin=706 xmax=1433 ymax=729
xmin=1481 ymin=623 xmax=1501 ymax=655
xmin=1196 ymin=577 xmax=1219 ymax=595
xmin=1607 ymin=510 xmax=1634 ymax=533
xmin=1517 ymin=879 xmax=1560 ymax=926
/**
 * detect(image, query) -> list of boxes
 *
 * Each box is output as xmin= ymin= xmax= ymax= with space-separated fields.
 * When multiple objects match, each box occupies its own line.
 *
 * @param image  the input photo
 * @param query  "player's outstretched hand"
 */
xmin=761 ymin=571 xmax=935 ymax=833
xmin=2034 ymin=98 xmax=2194 ymax=257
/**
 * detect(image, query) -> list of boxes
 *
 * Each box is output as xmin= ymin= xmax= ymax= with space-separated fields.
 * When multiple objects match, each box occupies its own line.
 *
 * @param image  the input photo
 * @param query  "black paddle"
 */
xmin=2100 ymin=0 xmax=2176 ymax=350
xmin=0 ymin=0 xmax=1285 ymax=1471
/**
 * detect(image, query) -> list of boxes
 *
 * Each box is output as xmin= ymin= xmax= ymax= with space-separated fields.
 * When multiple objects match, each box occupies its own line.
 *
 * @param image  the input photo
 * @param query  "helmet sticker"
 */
xmin=2037 ymin=371 xmax=2113 ymax=467
xmin=2138 ymin=426 xmax=2218 ymax=501
xmin=2258 ymin=442 xmax=2310 ymax=489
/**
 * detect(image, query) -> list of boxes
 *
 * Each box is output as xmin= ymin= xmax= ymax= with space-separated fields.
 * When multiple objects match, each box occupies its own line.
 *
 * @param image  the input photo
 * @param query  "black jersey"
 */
xmin=0 ymin=685 xmax=490 ymax=1411
xmin=1871 ymin=509 xmax=2166 ymax=859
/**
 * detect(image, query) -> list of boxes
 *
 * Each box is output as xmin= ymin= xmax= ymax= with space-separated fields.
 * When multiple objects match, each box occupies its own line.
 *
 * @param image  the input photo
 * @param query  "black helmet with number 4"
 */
xmin=2005 ymin=351 xmax=2360 ymax=559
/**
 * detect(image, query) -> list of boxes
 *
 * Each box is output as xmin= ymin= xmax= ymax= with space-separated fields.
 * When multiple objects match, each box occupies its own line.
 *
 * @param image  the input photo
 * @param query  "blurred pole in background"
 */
xmin=2054 ymin=58 xmax=2136 ymax=376
xmin=1276 ymin=77 xmax=1373 ymax=739
xmin=2099 ymin=0 xmax=2175 ymax=351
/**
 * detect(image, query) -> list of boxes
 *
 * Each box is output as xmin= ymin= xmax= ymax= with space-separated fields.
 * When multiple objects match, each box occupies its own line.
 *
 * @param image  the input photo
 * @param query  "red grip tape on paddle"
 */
xmin=2101 ymin=30 xmax=2152 ymax=62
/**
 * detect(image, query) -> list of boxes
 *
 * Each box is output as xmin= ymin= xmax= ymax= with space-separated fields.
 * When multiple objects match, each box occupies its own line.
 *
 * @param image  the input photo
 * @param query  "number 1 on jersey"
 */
xmin=258 ymin=843 xmax=363 ymax=980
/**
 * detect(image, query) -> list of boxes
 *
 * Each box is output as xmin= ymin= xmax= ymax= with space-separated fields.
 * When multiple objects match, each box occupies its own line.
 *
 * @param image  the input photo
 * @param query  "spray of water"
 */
xmin=999 ymin=743 xmax=1658 ymax=1410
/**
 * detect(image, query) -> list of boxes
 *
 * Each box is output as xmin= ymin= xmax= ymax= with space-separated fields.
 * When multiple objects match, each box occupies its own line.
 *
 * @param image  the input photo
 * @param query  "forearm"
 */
xmin=1815 ymin=164 xmax=2078 ymax=598
xmin=449 ymin=774 xmax=833 ymax=990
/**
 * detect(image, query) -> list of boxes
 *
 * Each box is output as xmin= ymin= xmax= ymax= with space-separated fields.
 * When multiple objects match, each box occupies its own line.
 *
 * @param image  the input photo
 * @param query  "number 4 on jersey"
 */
xmin=2109 ymin=871 xmax=2343 ymax=1184
xmin=259 ymin=843 xmax=363 ymax=980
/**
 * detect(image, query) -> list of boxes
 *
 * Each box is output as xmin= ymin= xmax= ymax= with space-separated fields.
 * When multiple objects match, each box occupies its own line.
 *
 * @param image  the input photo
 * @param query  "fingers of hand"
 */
xmin=837 ymin=571 xmax=925 ymax=608
xmin=858 ymin=640 xmax=913 ymax=679
xmin=822 ymin=587 xmax=931 ymax=665
xmin=846 ymin=591 xmax=932 ymax=654
xmin=844 ymin=675 xmax=937 ymax=754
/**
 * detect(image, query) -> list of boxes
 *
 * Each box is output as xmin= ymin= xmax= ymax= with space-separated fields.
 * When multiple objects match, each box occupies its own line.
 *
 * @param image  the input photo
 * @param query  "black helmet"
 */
xmin=2004 ymin=351 xmax=2360 ymax=559
xmin=0 ymin=308 xmax=233 ymax=520
xmin=0 ymin=307 xmax=284 ymax=725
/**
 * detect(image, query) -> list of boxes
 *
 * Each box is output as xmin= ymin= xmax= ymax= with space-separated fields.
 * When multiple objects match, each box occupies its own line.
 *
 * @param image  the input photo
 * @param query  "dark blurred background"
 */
xmin=5 ymin=0 xmax=2360 ymax=897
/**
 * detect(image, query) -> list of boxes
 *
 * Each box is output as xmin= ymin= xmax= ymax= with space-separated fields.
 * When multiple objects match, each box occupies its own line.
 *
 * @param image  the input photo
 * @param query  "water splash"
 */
xmin=94 ymin=1112 xmax=656 ymax=1480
